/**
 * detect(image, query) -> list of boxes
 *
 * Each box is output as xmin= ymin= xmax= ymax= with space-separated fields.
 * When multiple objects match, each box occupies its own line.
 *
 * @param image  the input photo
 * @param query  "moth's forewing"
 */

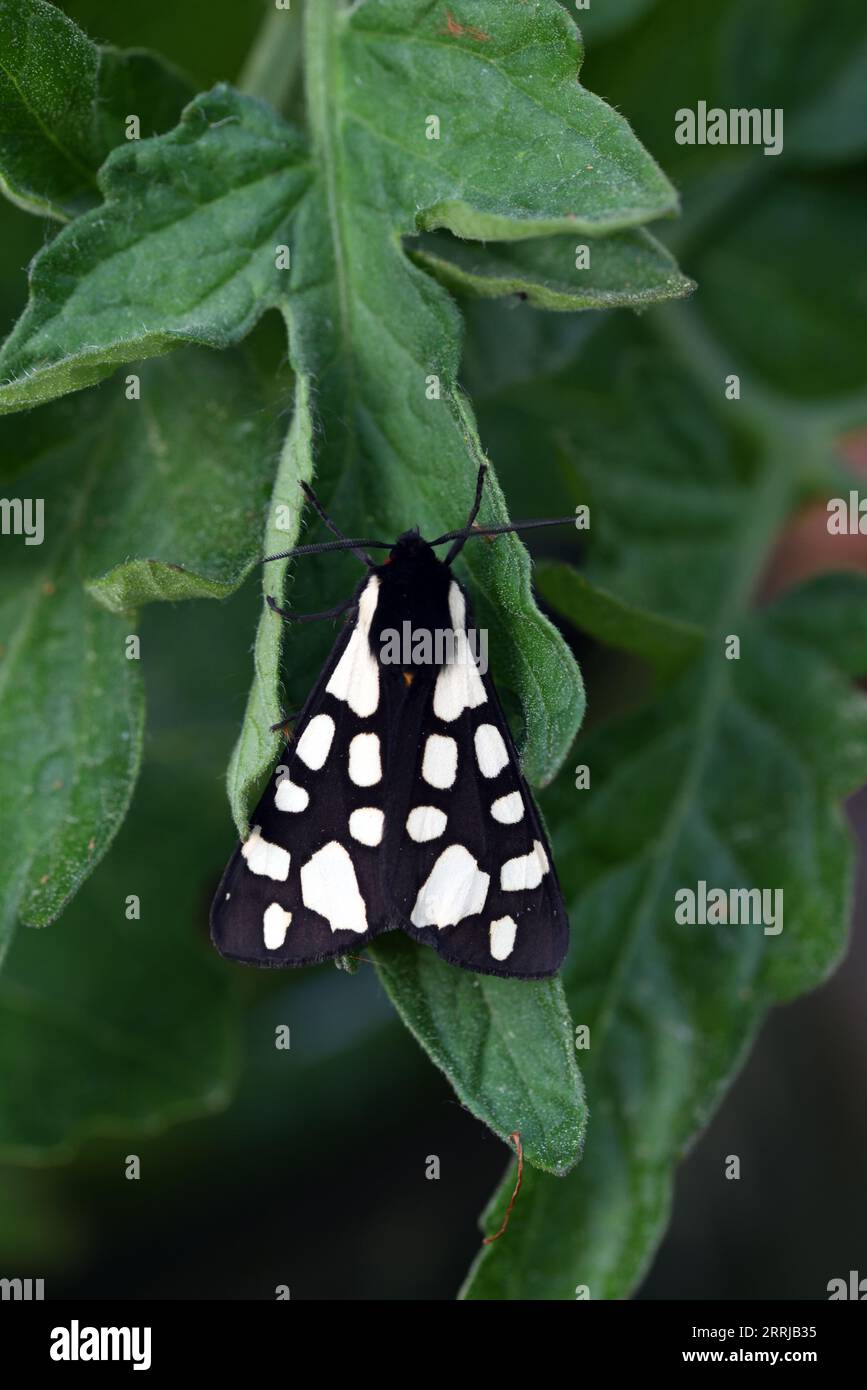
xmin=210 ymin=574 xmax=395 ymax=967
xmin=212 ymin=540 xmax=570 ymax=978
xmin=383 ymin=575 xmax=569 ymax=979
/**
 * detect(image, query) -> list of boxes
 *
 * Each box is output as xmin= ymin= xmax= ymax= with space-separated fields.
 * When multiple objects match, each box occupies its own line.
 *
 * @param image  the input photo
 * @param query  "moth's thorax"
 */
xmin=370 ymin=532 xmax=454 ymax=647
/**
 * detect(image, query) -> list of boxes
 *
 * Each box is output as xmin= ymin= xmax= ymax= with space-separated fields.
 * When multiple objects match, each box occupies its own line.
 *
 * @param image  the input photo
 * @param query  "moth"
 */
xmin=210 ymin=467 xmax=572 ymax=979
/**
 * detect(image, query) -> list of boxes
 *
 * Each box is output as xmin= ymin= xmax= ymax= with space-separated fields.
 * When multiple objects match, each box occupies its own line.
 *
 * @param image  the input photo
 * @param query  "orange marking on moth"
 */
xmin=483 ymin=1132 xmax=524 ymax=1244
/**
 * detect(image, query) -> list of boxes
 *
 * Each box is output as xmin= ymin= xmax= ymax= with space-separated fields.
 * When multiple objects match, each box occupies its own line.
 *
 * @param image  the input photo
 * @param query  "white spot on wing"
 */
xmin=475 ymin=723 xmax=509 ymax=779
xmin=489 ymin=916 xmax=517 ymax=961
xmin=501 ymin=840 xmax=549 ymax=892
xmin=422 ymin=733 xmax=457 ymax=789
xmin=326 ymin=577 xmax=380 ymax=716
xmin=491 ymin=791 xmax=523 ymax=824
xmin=296 ymin=713 xmax=335 ymax=771
xmin=433 ymin=582 xmax=487 ymax=722
xmin=275 ymin=777 xmax=309 ymax=813
xmin=263 ymin=903 xmax=292 ymax=950
xmin=349 ymin=807 xmax=384 ymax=846
xmin=410 ymin=844 xmax=490 ymax=929
xmin=406 ymin=805 xmax=447 ymax=842
xmin=241 ymin=827 xmax=290 ymax=882
xmin=301 ymin=841 xmax=368 ymax=933
xmin=349 ymin=732 xmax=381 ymax=786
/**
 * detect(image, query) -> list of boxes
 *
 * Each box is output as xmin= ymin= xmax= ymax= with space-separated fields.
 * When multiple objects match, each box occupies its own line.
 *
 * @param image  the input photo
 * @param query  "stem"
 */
xmin=303 ymin=0 xmax=342 ymax=160
xmin=303 ymin=0 xmax=358 ymax=475
xmin=237 ymin=2 xmax=303 ymax=112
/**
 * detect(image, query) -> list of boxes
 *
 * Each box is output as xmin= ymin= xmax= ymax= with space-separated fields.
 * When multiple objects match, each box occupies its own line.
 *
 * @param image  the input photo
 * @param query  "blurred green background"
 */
xmin=1 ymin=0 xmax=865 ymax=1299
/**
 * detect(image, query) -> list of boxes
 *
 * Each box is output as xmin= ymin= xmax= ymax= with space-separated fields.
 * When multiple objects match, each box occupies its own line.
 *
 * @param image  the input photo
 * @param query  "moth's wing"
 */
xmin=211 ymin=576 xmax=397 ymax=967
xmin=384 ymin=581 xmax=570 ymax=980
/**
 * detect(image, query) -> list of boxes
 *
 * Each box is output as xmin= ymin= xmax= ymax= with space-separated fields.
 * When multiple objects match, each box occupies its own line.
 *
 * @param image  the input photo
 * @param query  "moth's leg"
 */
xmin=443 ymin=463 xmax=487 ymax=565
xmin=266 ymin=594 xmax=356 ymax=623
xmin=269 ymin=709 xmax=301 ymax=735
xmin=300 ymin=481 xmax=374 ymax=568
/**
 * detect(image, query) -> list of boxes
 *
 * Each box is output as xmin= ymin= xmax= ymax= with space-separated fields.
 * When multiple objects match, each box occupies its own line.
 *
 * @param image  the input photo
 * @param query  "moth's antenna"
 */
xmin=430 ymin=516 xmax=575 ymax=547
xmin=263 ymin=537 xmax=392 ymax=562
xmin=299 ymin=480 xmax=375 ymax=569
xmin=441 ymin=463 xmax=487 ymax=566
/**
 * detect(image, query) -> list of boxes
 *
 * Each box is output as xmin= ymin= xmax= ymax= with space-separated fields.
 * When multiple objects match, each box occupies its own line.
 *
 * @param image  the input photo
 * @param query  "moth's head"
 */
xmin=391 ymin=527 xmax=424 ymax=553
xmin=382 ymin=528 xmax=436 ymax=566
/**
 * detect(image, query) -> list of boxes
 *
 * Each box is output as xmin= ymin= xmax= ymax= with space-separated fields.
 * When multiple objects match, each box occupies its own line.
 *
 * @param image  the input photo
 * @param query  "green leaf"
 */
xmin=0 ymin=3 xmax=680 ymax=413
xmin=0 ymin=339 xmax=281 ymax=958
xmin=0 ymin=439 xmax=143 ymax=962
xmin=0 ymin=0 xmax=192 ymax=221
xmin=372 ymin=933 xmax=586 ymax=1174
xmin=0 ymin=750 xmax=241 ymax=1162
xmin=464 ymin=569 xmax=867 ymax=1297
xmin=255 ymin=0 xmax=648 ymax=803
xmin=536 ymin=561 xmax=704 ymax=679
xmin=80 ymin=349 xmax=281 ymax=612
xmin=582 ymin=0 xmax=867 ymax=184
xmin=723 ymin=0 xmax=867 ymax=164
xmin=471 ymin=324 xmax=754 ymax=625
xmin=559 ymin=353 xmax=754 ymax=625
xmin=0 ymin=346 xmax=280 ymax=612
xmin=340 ymin=0 xmax=678 ymax=239
xmin=693 ymin=173 xmax=867 ymax=400
xmin=0 ymin=0 xmax=691 ymax=1188
xmin=0 ymin=86 xmax=312 ymax=411
xmin=226 ymin=367 xmax=313 ymax=836
xmin=570 ymin=0 xmax=738 ymax=184
xmin=0 ymin=0 xmax=687 ymax=813
xmin=458 ymin=302 xmax=867 ymax=1295
xmin=409 ymin=227 xmax=694 ymax=312
xmin=94 ymin=47 xmax=195 ymax=155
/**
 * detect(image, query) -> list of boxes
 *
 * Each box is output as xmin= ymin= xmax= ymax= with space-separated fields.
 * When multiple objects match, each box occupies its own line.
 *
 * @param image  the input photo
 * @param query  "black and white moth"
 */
xmin=210 ymin=468 xmax=571 ymax=980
